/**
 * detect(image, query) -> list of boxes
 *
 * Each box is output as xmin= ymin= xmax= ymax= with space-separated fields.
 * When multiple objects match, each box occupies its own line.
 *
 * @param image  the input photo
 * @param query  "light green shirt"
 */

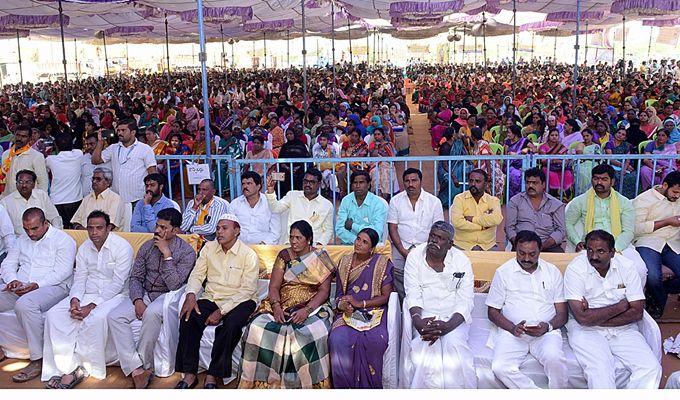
xmin=565 ymin=189 xmax=635 ymax=252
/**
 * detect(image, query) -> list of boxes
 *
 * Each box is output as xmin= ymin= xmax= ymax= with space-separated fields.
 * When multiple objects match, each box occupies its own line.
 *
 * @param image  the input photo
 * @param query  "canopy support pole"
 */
xmin=231 ymin=40 xmax=235 ymax=69
xmin=462 ymin=24 xmax=466 ymax=63
xmin=286 ymin=29 xmax=290 ymax=68
xmin=102 ymin=31 xmax=109 ymax=77
xmin=58 ymin=0 xmax=68 ymax=98
xmin=347 ymin=21 xmax=353 ymax=65
xmin=366 ymin=29 xmax=369 ymax=64
xmin=474 ymin=35 xmax=477 ymax=65
xmin=512 ymin=0 xmax=517 ymax=99
xmin=125 ymin=39 xmax=129 ymax=68
xmin=373 ymin=28 xmax=376 ymax=64
xmin=16 ymin=29 xmax=23 ymax=94
xmin=622 ymin=15 xmax=626 ymax=78
xmin=553 ymin=29 xmax=557 ymax=62
xmin=301 ymin=0 xmax=308 ymax=125
xmin=263 ymin=32 xmax=267 ymax=69
xmin=196 ymin=0 xmax=212 ymax=158
xmin=452 ymin=28 xmax=457 ymax=64
xmin=584 ymin=21 xmax=588 ymax=65
xmin=648 ymin=26 xmax=653 ymax=60
xmin=164 ymin=14 xmax=170 ymax=83
xmin=331 ymin=0 xmax=337 ymax=106
xmin=482 ymin=12 xmax=487 ymax=72
xmin=220 ymin=24 xmax=226 ymax=70
xmin=531 ymin=32 xmax=534 ymax=60
xmin=74 ymin=38 xmax=80 ymax=78
xmin=573 ymin=0 xmax=581 ymax=111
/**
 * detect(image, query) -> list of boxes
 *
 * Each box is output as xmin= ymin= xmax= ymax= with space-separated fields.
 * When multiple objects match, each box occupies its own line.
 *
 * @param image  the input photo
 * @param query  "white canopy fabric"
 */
xmin=0 ymin=0 xmax=678 ymax=43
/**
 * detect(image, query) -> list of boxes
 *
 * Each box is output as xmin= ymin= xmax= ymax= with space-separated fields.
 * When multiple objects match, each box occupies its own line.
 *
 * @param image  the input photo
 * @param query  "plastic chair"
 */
xmin=645 ymin=99 xmax=658 ymax=109
xmin=526 ymin=133 xmax=538 ymax=143
xmin=489 ymin=142 xmax=504 ymax=155
xmin=638 ymin=139 xmax=653 ymax=154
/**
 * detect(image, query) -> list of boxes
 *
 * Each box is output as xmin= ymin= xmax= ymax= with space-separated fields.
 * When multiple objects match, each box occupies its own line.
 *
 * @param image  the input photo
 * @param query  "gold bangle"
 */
xmin=362 ymin=300 xmax=367 ymax=308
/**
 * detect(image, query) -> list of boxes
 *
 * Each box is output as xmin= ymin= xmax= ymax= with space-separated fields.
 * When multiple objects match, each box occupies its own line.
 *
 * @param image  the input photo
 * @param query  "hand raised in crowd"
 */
xmin=153 ymin=232 xmax=172 ymax=259
xmin=266 ymin=176 xmax=276 ymax=194
xmin=192 ymin=193 xmax=205 ymax=211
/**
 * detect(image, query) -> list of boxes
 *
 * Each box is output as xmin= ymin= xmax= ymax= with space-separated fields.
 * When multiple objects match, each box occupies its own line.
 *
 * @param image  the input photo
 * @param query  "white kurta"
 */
xmin=564 ymin=253 xmax=662 ymax=389
xmin=485 ymin=258 xmax=567 ymax=389
xmin=401 ymin=244 xmax=477 ymax=389
xmin=42 ymin=233 xmax=134 ymax=380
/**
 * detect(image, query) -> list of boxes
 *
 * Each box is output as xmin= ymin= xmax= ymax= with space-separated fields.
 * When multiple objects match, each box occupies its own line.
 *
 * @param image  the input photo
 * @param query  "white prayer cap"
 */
xmin=217 ymin=213 xmax=241 ymax=226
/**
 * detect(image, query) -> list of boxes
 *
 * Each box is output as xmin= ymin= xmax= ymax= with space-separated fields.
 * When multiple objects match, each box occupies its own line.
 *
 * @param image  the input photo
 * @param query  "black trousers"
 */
xmin=56 ymin=200 xmax=82 ymax=229
xmin=175 ymin=299 xmax=256 ymax=377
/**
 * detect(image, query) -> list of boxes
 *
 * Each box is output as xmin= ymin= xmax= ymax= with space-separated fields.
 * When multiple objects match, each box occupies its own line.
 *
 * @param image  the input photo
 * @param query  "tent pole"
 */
xmin=231 ymin=40 xmax=235 ymax=69
xmin=164 ymin=14 xmax=170 ymax=83
xmin=366 ymin=29 xmax=369 ymax=64
xmin=584 ymin=21 xmax=588 ymax=65
xmin=622 ymin=15 xmax=626 ymax=78
xmin=553 ymin=29 xmax=557 ymax=62
xmin=347 ymin=20 xmax=352 ymax=65
xmin=74 ymin=38 xmax=79 ymax=78
xmin=301 ymin=0 xmax=308 ymax=125
xmin=573 ymin=0 xmax=581 ymax=111
xmin=482 ymin=12 xmax=487 ymax=72
xmin=331 ymin=0 xmax=337 ymax=106
xmin=125 ymin=39 xmax=129 ymax=68
xmin=452 ymin=28 xmax=457 ymax=64
xmin=648 ymin=26 xmax=653 ymax=60
xmin=103 ymin=31 xmax=109 ymax=76
xmin=462 ymin=23 xmax=466 ymax=63
xmin=287 ymin=29 xmax=290 ymax=68
xmin=58 ymin=0 xmax=69 ymax=98
xmin=220 ymin=24 xmax=226 ymax=70
xmin=16 ymin=29 xmax=23 ymax=94
xmin=196 ymin=0 xmax=212 ymax=158
xmin=373 ymin=28 xmax=376 ymax=64
xmin=531 ymin=32 xmax=534 ymax=60
xmin=263 ymin=31 xmax=267 ymax=69
xmin=474 ymin=35 xmax=477 ymax=65
xmin=512 ymin=0 xmax=517 ymax=99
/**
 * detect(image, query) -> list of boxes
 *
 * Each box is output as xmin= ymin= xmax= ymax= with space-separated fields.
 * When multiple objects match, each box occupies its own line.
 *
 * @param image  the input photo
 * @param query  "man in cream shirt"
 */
xmin=0 ymin=169 xmax=62 ymax=235
xmin=42 ymin=210 xmax=134 ymax=388
xmin=0 ymin=208 xmax=76 ymax=383
xmin=266 ymin=168 xmax=333 ymax=246
xmin=564 ymin=229 xmax=661 ymax=389
xmin=71 ymin=167 xmax=126 ymax=230
xmin=486 ymin=230 xmax=568 ymax=389
xmin=402 ymin=221 xmax=476 ymax=389
xmin=632 ymin=170 xmax=680 ymax=318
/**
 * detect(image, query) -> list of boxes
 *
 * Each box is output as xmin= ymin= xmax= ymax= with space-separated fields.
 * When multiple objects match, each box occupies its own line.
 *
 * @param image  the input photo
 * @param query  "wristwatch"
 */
xmin=547 ymin=322 xmax=554 ymax=332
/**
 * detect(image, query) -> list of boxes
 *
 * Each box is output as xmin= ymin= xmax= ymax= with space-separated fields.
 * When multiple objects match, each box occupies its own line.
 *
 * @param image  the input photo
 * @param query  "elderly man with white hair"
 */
xmin=401 ymin=221 xmax=477 ymax=389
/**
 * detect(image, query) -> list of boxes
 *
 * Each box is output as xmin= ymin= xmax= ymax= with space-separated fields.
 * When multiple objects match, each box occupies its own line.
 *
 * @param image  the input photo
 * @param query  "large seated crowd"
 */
xmin=0 ymin=60 xmax=679 ymax=389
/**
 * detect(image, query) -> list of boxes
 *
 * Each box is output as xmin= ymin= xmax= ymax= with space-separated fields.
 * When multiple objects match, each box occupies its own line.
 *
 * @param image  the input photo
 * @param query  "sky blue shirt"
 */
xmin=130 ymin=195 xmax=176 ymax=233
xmin=335 ymin=191 xmax=388 ymax=244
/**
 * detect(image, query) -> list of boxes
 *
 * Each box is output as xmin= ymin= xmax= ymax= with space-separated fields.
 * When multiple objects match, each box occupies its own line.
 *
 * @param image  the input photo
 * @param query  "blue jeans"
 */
xmin=637 ymin=245 xmax=680 ymax=311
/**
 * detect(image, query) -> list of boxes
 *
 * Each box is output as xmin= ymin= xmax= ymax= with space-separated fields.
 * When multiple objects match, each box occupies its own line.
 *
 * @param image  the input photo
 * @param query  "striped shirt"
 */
xmin=180 ymin=196 xmax=230 ymax=241
xmin=99 ymin=139 xmax=157 ymax=203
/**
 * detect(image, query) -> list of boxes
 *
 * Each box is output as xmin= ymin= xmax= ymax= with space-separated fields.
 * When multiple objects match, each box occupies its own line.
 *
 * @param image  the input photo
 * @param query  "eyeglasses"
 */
xmin=92 ymin=177 xmax=105 ymax=182
xmin=302 ymin=179 xmax=319 ymax=184
xmin=16 ymin=180 xmax=34 ymax=185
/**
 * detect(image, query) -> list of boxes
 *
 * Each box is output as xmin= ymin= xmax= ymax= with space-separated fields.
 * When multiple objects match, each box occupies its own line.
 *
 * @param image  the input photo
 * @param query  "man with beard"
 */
xmin=564 ymin=230 xmax=661 ymax=389
xmin=227 ymin=171 xmax=280 ymax=244
xmin=402 ymin=221 xmax=476 ymax=389
xmin=566 ymin=164 xmax=646 ymax=287
xmin=450 ymin=168 xmax=503 ymax=251
xmin=130 ymin=173 xmax=176 ymax=233
xmin=632 ymin=170 xmax=680 ymax=318
xmin=0 ymin=123 xmax=49 ymax=197
xmin=335 ymin=170 xmax=388 ymax=245
xmin=505 ymin=168 xmax=566 ymax=252
xmin=107 ymin=208 xmax=196 ymax=388
xmin=487 ymin=230 xmax=568 ymax=389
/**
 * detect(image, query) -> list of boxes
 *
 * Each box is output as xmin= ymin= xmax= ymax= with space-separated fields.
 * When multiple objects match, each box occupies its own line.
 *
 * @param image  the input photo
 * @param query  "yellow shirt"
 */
xmin=450 ymin=191 xmax=503 ymax=251
xmin=71 ymin=188 xmax=126 ymax=229
xmin=186 ymin=239 xmax=259 ymax=314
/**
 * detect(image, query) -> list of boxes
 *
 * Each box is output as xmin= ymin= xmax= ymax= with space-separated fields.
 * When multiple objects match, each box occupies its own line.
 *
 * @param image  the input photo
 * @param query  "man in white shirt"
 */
xmin=0 ymin=170 xmax=62 ymax=235
xmin=387 ymin=168 xmax=444 ymax=299
xmin=266 ymin=168 xmax=333 ymax=245
xmin=633 ymin=171 xmax=680 ymax=318
xmin=227 ymin=171 xmax=280 ymax=244
xmin=91 ymin=118 xmax=157 ymax=229
xmin=42 ymin=210 xmax=134 ymax=387
xmin=46 ymin=133 xmax=83 ymax=229
xmin=486 ymin=230 xmax=568 ymax=389
xmin=564 ymin=229 xmax=661 ymax=389
xmin=0 ymin=208 xmax=77 ymax=383
xmin=1 ymin=124 xmax=49 ymax=197
xmin=0 ymin=204 xmax=15 ymax=263
xmin=181 ymin=179 xmax=230 ymax=242
xmin=402 ymin=221 xmax=476 ymax=389
xmin=71 ymin=167 xmax=126 ymax=230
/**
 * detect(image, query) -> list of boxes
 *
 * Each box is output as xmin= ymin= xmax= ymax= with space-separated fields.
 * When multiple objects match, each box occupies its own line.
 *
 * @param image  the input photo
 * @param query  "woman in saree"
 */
xmin=244 ymin=135 xmax=273 ymax=178
xmin=663 ymin=117 xmax=680 ymax=144
xmin=640 ymin=128 xmax=677 ymax=191
xmin=471 ymin=127 xmax=505 ymax=199
xmin=646 ymin=106 xmax=664 ymax=132
xmin=239 ymin=221 xmax=335 ymax=389
xmin=430 ymin=100 xmax=453 ymax=150
xmin=368 ymin=128 xmax=399 ymax=199
xmin=538 ymin=127 xmax=574 ymax=198
xmin=337 ymin=130 xmax=369 ymax=196
xmin=329 ymin=228 xmax=394 ymax=388
xmin=437 ymin=127 xmax=470 ymax=208
xmin=639 ymin=110 xmax=658 ymax=139
xmin=164 ymin=133 xmax=191 ymax=197
xmin=574 ymin=128 xmax=603 ymax=195
xmin=504 ymin=125 xmax=529 ymax=200
xmin=594 ymin=119 xmax=611 ymax=146
xmin=604 ymin=127 xmax=638 ymax=199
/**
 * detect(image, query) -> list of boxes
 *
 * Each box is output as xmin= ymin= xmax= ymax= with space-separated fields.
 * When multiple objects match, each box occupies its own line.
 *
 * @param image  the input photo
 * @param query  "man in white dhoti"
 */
xmin=107 ymin=208 xmax=196 ymax=388
xmin=0 ymin=208 xmax=76 ymax=383
xmin=42 ymin=210 xmax=134 ymax=388
xmin=565 ymin=229 xmax=662 ymax=389
xmin=402 ymin=221 xmax=477 ymax=389
xmin=486 ymin=230 xmax=568 ymax=389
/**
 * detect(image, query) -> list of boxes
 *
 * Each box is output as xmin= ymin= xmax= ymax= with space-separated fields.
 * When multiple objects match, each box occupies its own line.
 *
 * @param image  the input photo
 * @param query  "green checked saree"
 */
xmin=238 ymin=248 xmax=335 ymax=388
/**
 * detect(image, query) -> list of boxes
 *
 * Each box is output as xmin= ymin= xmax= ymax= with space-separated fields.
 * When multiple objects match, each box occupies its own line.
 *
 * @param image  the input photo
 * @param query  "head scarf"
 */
xmin=664 ymin=117 xmax=680 ymax=144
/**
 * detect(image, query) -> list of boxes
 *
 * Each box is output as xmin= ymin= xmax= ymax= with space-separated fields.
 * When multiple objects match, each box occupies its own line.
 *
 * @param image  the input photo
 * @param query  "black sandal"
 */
xmin=44 ymin=376 xmax=62 ymax=389
xmin=204 ymin=382 xmax=218 ymax=389
xmin=58 ymin=366 xmax=87 ymax=389
xmin=174 ymin=378 xmax=198 ymax=389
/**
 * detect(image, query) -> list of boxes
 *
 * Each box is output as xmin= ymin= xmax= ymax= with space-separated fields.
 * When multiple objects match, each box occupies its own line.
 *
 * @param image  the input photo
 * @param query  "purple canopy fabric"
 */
xmin=611 ymin=0 xmax=680 ymax=16
xmin=38 ymin=0 xmax=132 ymax=3
xmin=0 ymin=27 xmax=29 ymax=38
xmin=546 ymin=10 xmax=605 ymax=22
xmin=243 ymin=19 xmax=295 ymax=33
xmin=466 ymin=3 xmax=501 ymax=15
xmin=0 ymin=14 xmax=68 ymax=29
xmin=103 ymin=25 xmax=153 ymax=37
xmin=389 ymin=0 xmax=463 ymax=17
xmin=520 ymin=20 xmax=563 ymax=32
xmin=391 ymin=16 xmax=444 ymax=27
xmin=180 ymin=6 xmax=253 ymax=24
xmin=642 ymin=18 xmax=680 ymax=27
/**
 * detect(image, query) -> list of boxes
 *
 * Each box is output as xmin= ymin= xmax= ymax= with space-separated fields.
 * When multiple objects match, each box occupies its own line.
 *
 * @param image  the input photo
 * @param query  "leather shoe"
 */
xmin=204 ymin=382 xmax=218 ymax=389
xmin=132 ymin=370 xmax=153 ymax=389
xmin=174 ymin=378 xmax=198 ymax=389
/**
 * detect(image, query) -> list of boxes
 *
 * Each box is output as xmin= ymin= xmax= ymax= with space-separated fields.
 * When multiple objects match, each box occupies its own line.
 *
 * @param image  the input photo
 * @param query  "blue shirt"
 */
xmin=130 ymin=195 xmax=176 ymax=233
xmin=335 ymin=192 xmax=388 ymax=245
